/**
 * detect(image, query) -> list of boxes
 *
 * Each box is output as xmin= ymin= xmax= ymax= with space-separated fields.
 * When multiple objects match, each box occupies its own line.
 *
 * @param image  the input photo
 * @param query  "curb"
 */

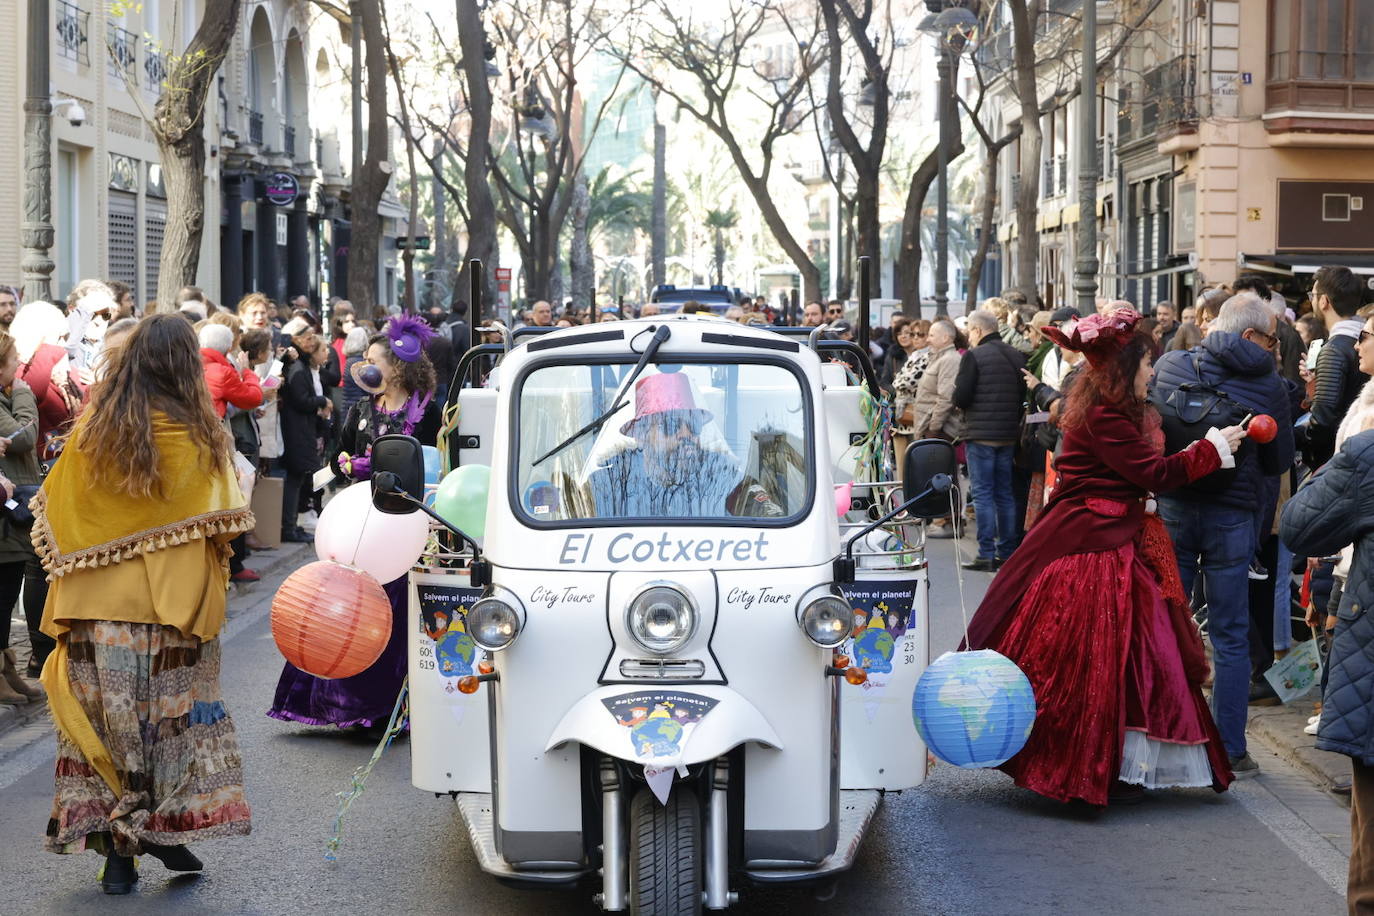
xmin=0 ymin=540 xmax=317 ymax=742
xmin=1248 ymin=701 xmax=1352 ymax=805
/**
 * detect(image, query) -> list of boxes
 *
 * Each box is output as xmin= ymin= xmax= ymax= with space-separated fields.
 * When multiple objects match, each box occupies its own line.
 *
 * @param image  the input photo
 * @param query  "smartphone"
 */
xmin=1306 ymin=338 xmax=1324 ymax=371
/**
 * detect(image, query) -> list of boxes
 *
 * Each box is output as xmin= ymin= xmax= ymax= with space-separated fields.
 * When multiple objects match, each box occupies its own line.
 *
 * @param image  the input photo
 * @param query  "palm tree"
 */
xmin=704 ymin=208 xmax=739 ymax=287
xmin=586 ymin=167 xmax=652 ymax=245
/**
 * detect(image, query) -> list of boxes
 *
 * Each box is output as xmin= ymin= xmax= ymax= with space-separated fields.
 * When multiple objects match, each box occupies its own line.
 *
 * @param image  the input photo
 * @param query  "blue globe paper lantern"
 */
xmin=912 ymin=649 xmax=1036 ymax=768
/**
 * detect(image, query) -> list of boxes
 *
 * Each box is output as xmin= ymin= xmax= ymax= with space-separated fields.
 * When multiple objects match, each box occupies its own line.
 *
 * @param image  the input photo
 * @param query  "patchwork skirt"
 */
xmin=46 ymin=620 xmax=251 ymax=856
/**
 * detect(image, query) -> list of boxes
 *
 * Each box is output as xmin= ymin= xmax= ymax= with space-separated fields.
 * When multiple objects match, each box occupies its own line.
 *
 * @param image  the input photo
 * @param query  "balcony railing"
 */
xmin=107 ymin=24 xmax=137 ymax=79
xmin=143 ymin=41 xmax=167 ymax=90
xmin=55 ymin=1 xmax=89 ymax=65
xmin=1043 ymin=157 xmax=1055 ymax=197
xmin=1096 ymin=138 xmax=1111 ymax=177
xmin=1057 ymin=154 xmax=1068 ymax=194
xmin=1010 ymin=172 xmax=1021 ymax=201
xmin=1155 ymin=55 xmax=1199 ymax=130
xmin=248 ymin=110 xmax=264 ymax=146
xmin=285 ymin=125 xmax=296 ymax=158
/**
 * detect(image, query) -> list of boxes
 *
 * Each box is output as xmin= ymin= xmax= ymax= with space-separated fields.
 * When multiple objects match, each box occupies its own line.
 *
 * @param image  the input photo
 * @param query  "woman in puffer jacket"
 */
xmin=1280 ymin=311 xmax=1374 ymax=914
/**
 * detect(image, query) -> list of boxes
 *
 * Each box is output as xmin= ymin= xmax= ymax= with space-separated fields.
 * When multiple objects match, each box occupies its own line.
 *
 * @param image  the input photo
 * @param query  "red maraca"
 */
xmin=1247 ymin=414 xmax=1278 ymax=444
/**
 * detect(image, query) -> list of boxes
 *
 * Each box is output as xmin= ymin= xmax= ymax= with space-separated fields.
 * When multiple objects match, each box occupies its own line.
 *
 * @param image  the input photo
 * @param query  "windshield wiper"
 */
xmin=533 ymin=324 xmax=672 ymax=466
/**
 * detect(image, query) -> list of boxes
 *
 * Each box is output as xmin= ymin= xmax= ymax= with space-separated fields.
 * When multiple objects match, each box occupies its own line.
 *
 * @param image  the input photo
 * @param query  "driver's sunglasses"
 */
xmin=827 ymin=307 xmax=843 ymax=316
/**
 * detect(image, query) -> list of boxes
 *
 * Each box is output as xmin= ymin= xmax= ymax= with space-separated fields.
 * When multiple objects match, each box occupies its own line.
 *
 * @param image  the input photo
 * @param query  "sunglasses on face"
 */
xmin=1359 ymin=330 xmax=1374 ymax=345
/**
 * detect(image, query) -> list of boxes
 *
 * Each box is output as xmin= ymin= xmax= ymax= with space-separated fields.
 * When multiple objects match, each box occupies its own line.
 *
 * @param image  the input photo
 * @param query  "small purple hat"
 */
xmin=385 ymin=313 xmax=435 ymax=362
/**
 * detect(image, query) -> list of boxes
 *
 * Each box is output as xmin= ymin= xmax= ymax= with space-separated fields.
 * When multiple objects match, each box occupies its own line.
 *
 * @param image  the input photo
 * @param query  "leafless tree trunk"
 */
xmin=569 ymin=169 xmax=593 ymax=307
xmin=381 ymin=0 xmax=418 ymax=312
xmin=1009 ymin=0 xmax=1043 ymax=304
xmin=455 ymin=0 xmax=497 ymax=316
xmin=151 ymin=1 xmax=242 ymax=313
xmin=895 ymin=135 xmax=964 ymax=317
xmin=651 ymin=113 xmax=666 ymax=289
xmin=818 ymin=0 xmax=889 ymax=296
xmin=348 ymin=0 xmax=390 ymax=318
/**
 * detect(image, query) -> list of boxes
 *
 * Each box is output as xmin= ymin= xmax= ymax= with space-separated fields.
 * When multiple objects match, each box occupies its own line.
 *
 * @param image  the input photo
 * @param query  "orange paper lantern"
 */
xmin=271 ymin=560 xmax=393 ymax=679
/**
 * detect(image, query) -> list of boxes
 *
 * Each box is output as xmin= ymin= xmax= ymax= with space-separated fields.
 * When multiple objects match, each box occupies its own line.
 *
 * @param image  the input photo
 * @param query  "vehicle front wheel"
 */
xmin=628 ymin=784 xmax=702 ymax=916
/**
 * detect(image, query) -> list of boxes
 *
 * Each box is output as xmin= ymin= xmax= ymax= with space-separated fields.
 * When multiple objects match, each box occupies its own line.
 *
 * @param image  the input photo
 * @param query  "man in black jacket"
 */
xmin=1152 ymin=294 xmax=1295 ymax=777
xmin=1308 ymin=265 xmax=1368 ymax=467
xmin=952 ymin=309 xmax=1026 ymax=570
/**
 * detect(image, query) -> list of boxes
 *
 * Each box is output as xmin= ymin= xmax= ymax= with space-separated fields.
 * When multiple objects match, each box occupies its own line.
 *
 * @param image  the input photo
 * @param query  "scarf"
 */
xmin=31 ymin=414 xmax=254 ymax=581
xmin=35 ymin=414 xmax=253 ymax=797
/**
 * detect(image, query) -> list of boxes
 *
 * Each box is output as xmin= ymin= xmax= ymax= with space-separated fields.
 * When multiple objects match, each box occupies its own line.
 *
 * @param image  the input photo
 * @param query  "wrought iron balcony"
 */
xmin=143 ymin=41 xmax=167 ymax=90
xmin=285 ymin=125 xmax=296 ymax=158
xmin=1043 ymin=157 xmax=1055 ymax=197
xmin=1057 ymin=154 xmax=1068 ymax=194
xmin=55 ymin=1 xmax=89 ymax=65
xmin=107 ymin=24 xmax=137 ymax=79
xmin=248 ymin=110 xmax=264 ymax=146
xmin=1010 ymin=172 xmax=1021 ymax=200
xmin=1154 ymin=55 xmax=1199 ymax=130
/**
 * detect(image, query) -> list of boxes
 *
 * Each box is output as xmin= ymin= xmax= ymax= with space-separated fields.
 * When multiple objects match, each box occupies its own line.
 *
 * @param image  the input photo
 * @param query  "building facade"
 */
xmin=2 ymin=0 xmax=402 ymax=311
xmin=982 ymin=0 xmax=1374 ymax=313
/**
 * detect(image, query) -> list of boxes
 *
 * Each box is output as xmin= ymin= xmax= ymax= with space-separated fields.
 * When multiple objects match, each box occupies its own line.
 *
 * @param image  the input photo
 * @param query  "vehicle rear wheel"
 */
xmin=628 ymin=785 xmax=702 ymax=916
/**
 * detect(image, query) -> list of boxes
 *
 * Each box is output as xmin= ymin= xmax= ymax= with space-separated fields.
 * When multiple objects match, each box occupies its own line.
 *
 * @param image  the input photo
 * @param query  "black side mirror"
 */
xmin=370 ymin=434 xmax=425 ymax=515
xmin=903 ymin=438 xmax=958 ymax=519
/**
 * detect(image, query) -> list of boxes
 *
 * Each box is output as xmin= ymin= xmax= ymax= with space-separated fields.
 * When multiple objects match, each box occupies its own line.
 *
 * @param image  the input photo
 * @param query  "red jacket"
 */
xmin=18 ymin=342 xmax=83 ymax=453
xmin=201 ymin=348 xmax=263 ymax=418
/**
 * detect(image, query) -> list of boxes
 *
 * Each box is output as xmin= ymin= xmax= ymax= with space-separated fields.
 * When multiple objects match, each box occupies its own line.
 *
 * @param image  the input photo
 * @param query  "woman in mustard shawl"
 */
xmin=35 ymin=314 xmax=256 ymax=893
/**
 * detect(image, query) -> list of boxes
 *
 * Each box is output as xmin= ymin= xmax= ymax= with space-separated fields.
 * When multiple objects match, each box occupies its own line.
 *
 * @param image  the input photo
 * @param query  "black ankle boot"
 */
xmin=99 ymin=852 xmax=138 ymax=894
xmin=143 ymin=842 xmax=204 ymax=872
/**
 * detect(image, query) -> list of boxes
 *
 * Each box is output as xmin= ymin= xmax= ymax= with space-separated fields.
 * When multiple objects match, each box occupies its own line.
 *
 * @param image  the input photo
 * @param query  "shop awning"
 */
xmin=1239 ymin=253 xmax=1374 ymax=277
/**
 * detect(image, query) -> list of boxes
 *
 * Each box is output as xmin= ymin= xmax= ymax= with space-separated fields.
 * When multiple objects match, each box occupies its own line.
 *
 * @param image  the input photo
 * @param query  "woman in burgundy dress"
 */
xmin=964 ymin=308 xmax=1244 ymax=806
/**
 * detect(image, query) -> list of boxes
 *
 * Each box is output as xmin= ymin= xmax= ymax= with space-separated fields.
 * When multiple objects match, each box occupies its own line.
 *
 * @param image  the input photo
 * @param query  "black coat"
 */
xmin=1308 ymin=333 xmax=1365 ymax=467
xmin=279 ymin=356 xmax=329 ymax=474
xmin=1280 ymin=430 xmax=1374 ymax=765
xmin=952 ymin=336 xmax=1026 ymax=442
xmin=330 ymin=394 xmax=442 ymax=482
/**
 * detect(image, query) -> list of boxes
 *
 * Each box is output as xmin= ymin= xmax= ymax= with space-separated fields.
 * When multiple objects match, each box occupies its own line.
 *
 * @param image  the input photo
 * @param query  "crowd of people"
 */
xmin=2 ymin=265 xmax=1374 ymax=903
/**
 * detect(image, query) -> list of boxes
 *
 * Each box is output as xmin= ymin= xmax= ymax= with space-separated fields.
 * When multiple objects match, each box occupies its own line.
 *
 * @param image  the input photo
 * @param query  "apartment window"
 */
xmin=1270 ymin=0 xmax=1374 ymax=82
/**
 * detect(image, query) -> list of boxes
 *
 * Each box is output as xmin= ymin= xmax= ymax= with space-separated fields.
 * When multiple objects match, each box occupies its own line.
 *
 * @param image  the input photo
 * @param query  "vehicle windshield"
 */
xmin=515 ymin=361 xmax=811 ymax=525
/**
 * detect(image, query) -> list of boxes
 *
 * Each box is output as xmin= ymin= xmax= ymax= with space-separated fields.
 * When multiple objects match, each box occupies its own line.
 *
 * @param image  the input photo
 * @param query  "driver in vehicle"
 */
xmin=591 ymin=372 xmax=782 ymax=519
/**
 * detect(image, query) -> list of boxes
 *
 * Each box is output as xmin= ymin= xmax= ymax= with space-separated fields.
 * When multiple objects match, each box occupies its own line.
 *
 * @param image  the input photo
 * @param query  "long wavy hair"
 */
xmin=1058 ymin=329 xmax=1154 ymax=432
xmin=75 ymin=314 xmax=232 ymax=498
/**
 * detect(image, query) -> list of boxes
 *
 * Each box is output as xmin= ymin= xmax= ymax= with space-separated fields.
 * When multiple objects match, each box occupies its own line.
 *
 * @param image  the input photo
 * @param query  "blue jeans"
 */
xmin=965 ymin=442 xmax=1019 ymax=560
xmin=1159 ymin=499 xmax=1256 ymax=759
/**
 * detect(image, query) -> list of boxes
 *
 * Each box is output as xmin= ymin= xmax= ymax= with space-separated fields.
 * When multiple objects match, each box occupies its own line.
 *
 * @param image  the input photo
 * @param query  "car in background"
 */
xmin=649 ymin=284 xmax=740 ymax=314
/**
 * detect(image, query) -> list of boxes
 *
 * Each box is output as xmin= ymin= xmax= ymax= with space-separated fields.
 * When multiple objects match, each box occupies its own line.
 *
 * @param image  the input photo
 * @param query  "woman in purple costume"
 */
xmin=268 ymin=315 xmax=443 ymax=729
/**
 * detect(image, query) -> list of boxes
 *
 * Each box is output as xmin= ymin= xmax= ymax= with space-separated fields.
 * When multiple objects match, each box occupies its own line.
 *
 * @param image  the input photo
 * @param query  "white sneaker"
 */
xmin=1304 ymin=720 xmax=1319 ymax=736
xmin=1308 ymin=714 xmax=1322 ymax=726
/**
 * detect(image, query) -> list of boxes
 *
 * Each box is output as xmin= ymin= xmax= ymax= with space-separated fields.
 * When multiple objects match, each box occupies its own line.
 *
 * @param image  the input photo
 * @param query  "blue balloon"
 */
xmin=422 ymin=446 xmax=442 ymax=485
xmin=912 ymin=650 xmax=1036 ymax=769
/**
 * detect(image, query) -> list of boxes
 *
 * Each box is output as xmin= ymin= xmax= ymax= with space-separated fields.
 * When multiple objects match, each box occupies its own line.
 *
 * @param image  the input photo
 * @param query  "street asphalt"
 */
xmin=0 ymin=533 xmax=1352 ymax=914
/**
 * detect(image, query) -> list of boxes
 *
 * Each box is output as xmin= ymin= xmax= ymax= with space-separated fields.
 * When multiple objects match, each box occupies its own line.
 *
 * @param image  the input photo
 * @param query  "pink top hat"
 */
xmin=621 ymin=372 xmax=713 ymax=435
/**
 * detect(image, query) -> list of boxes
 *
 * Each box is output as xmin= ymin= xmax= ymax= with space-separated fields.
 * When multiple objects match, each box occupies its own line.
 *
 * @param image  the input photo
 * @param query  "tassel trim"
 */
xmin=29 ymin=489 xmax=257 ymax=582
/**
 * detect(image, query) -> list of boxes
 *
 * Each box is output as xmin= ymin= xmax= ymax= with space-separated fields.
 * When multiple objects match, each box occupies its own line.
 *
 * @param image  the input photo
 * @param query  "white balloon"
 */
xmin=315 ymin=481 xmax=430 ymax=584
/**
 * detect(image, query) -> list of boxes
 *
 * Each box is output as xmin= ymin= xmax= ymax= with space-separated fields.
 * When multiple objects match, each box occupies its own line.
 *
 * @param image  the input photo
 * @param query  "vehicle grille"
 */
xmin=618 ymin=658 xmax=707 ymax=679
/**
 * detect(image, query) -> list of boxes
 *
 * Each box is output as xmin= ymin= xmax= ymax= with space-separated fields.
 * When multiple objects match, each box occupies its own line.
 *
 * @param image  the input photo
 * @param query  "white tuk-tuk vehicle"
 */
xmin=369 ymin=314 xmax=956 ymax=913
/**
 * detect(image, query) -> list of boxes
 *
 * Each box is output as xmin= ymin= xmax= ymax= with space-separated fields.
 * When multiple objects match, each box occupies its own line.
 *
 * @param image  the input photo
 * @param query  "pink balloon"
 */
xmin=834 ymin=481 xmax=853 ymax=518
xmin=315 ymin=482 xmax=431 ymax=584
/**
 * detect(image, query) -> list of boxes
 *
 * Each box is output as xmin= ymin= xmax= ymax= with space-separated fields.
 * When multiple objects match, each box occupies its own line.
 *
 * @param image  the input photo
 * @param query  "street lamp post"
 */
xmin=22 ymin=0 xmax=55 ymax=303
xmin=1074 ymin=0 xmax=1100 ymax=316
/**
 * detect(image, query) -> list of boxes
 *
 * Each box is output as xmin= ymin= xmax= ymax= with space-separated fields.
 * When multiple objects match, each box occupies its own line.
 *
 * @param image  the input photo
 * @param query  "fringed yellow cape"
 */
xmin=35 ymin=415 xmax=255 ymax=796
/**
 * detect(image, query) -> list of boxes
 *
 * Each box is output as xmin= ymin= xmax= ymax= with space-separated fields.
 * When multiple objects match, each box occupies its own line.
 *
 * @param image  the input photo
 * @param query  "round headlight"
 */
xmin=626 ymin=585 xmax=697 ymax=655
xmin=798 ymin=593 xmax=853 ymax=648
xmin=469 ymin=596 xmax=522 ymax=651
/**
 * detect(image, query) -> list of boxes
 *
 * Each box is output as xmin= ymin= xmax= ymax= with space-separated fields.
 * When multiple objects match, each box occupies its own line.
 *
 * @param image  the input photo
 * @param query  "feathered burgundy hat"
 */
xmin=385 ymin=313 xmax=435 ymax=363
xmin=1041 ymin=307 xmax=1142 ymax=368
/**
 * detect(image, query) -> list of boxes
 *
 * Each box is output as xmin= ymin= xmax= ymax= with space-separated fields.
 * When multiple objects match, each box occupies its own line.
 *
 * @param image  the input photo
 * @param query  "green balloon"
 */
xmin=434 ymin=464 xmax=491 ymax=538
